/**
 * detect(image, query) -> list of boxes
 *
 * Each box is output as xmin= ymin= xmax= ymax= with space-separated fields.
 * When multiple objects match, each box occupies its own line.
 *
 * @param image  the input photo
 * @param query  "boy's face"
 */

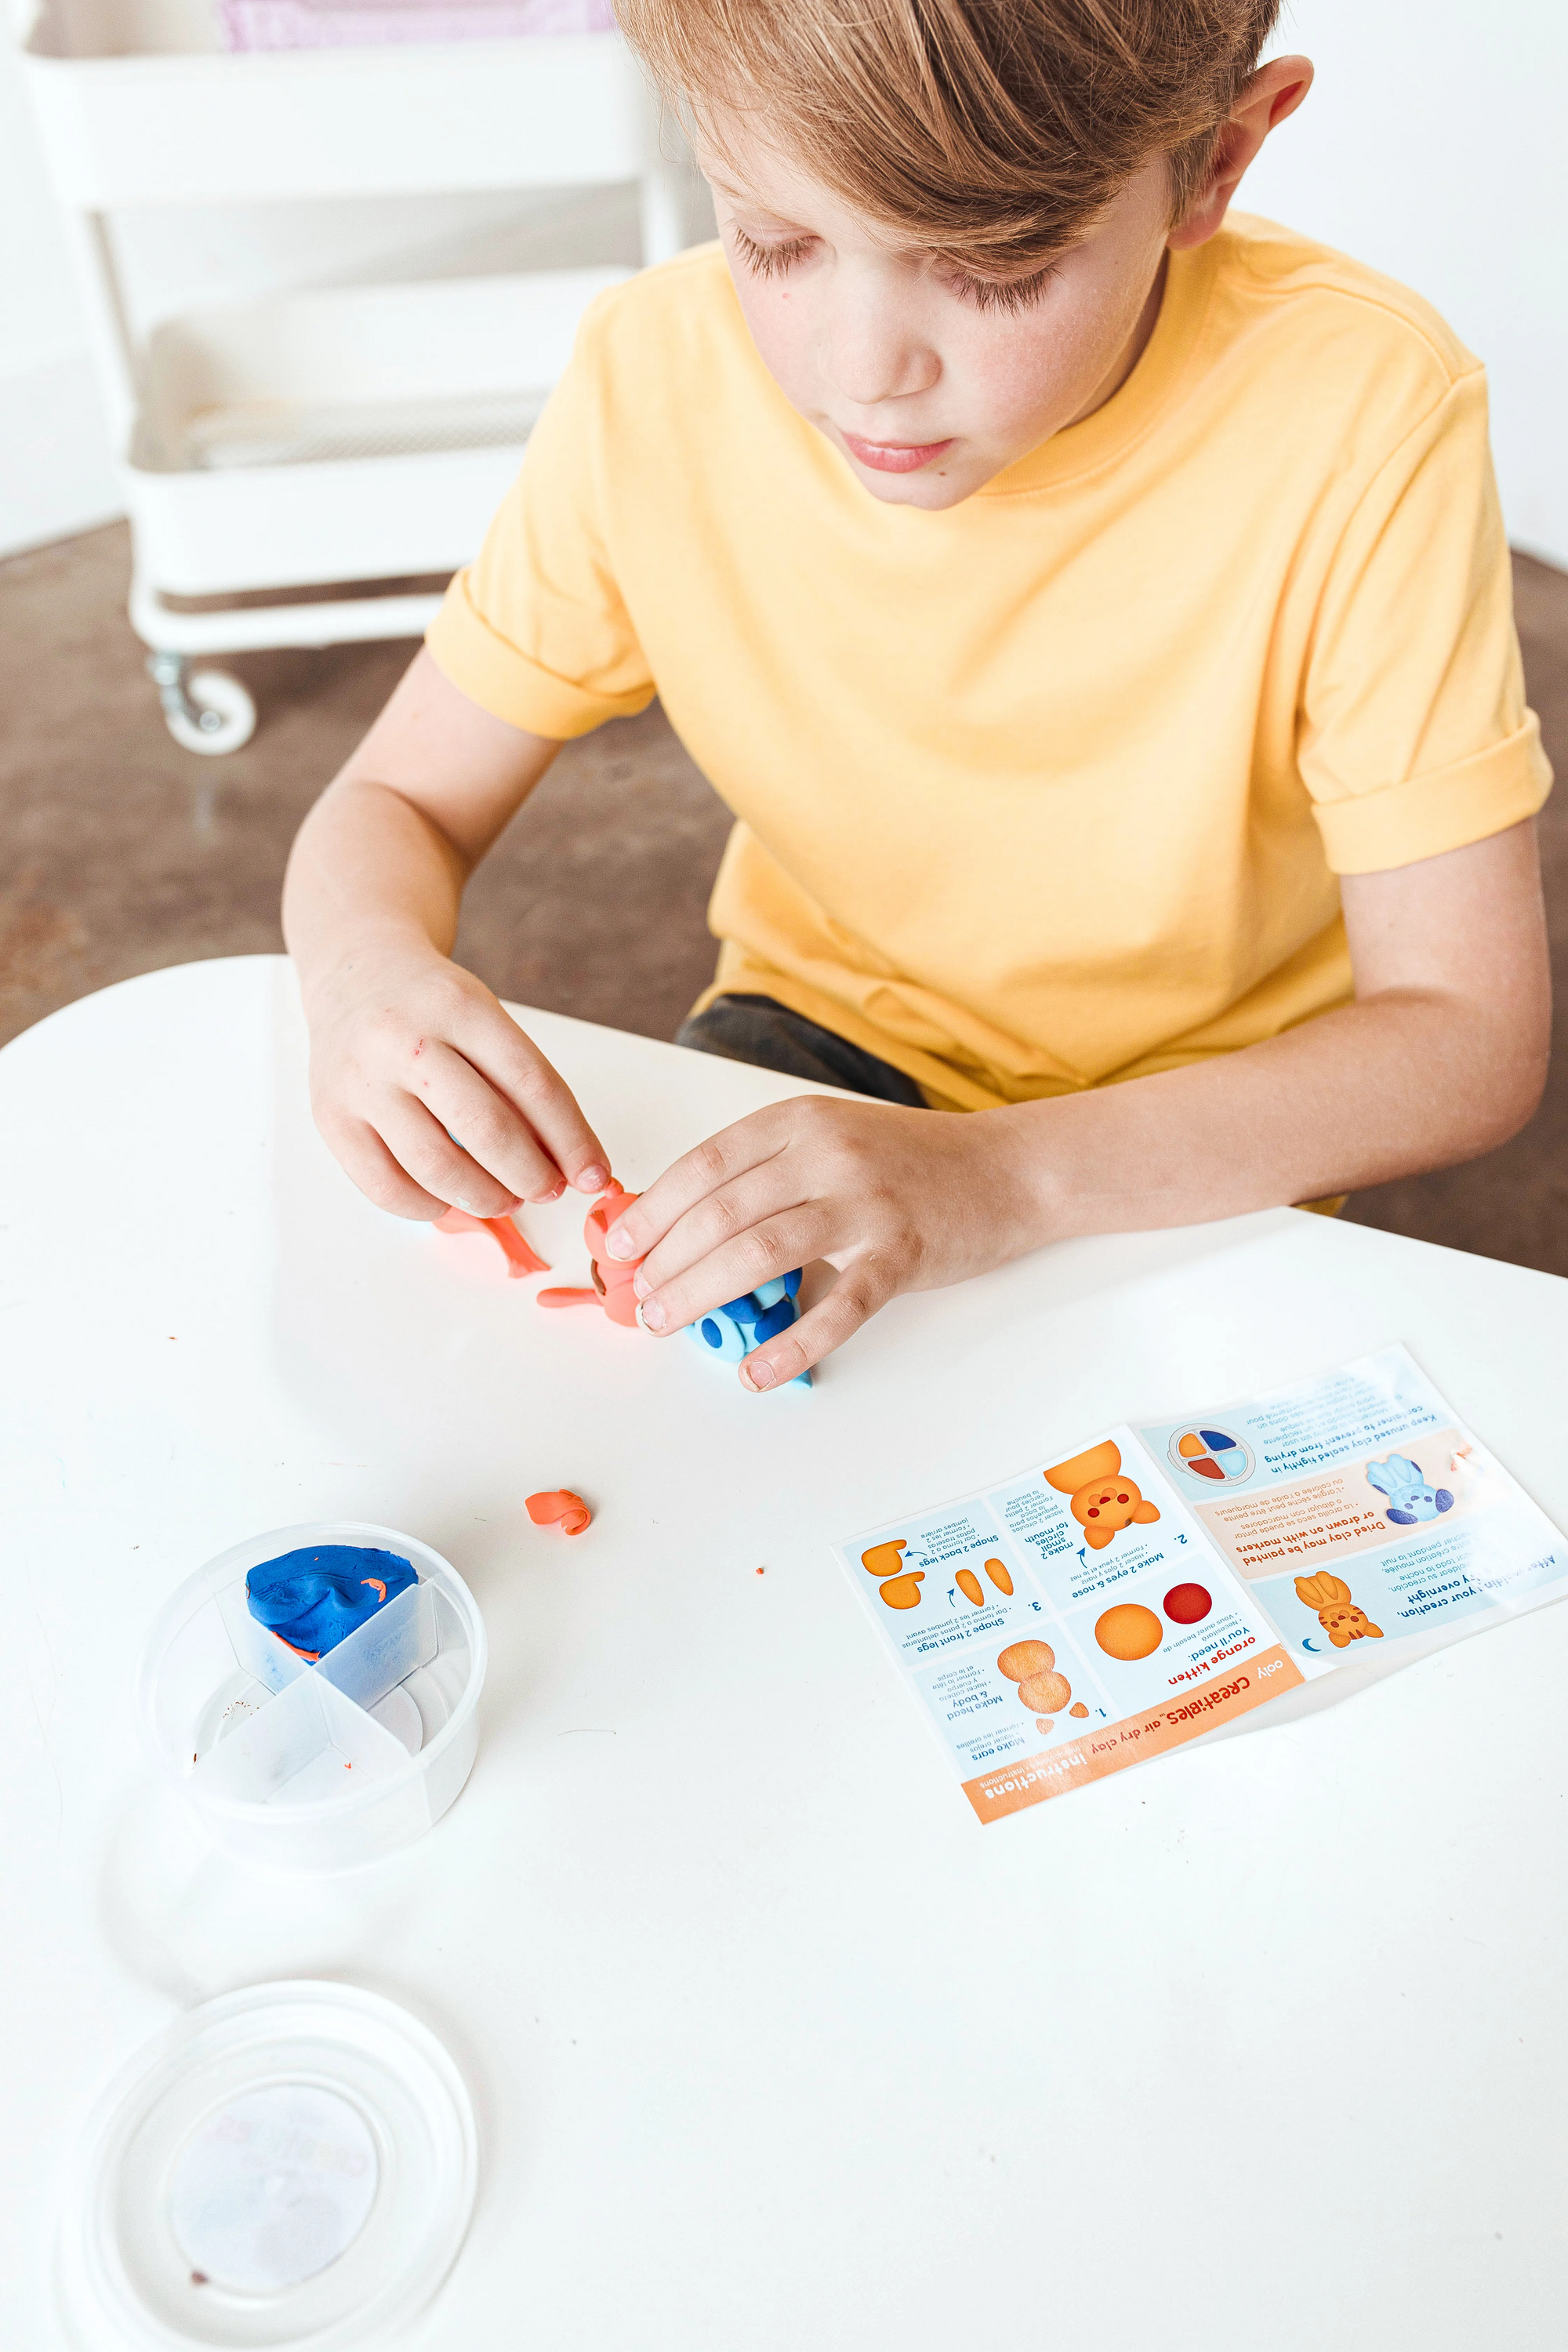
xmin=700 ymin=125 xmax=1174 ymax=511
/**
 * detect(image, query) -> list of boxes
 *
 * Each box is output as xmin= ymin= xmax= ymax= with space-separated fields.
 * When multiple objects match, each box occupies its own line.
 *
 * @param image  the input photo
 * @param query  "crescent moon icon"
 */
xmin=1302 ymin=1636 xmax=1319 ymax=1652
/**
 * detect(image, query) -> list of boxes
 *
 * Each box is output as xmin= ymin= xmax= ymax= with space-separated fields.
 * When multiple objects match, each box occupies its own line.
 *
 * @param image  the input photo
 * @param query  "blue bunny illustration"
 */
xmin=1366 ymin=1453 xmax=1454 ymax=1526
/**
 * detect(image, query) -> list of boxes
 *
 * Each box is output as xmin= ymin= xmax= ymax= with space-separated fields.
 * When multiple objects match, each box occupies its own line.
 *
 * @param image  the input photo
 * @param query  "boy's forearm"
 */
xmin=283 ymin=779 xmax=471 ymax=1010
xmin=1007 ymin=985 xmax=1548 ymax=1243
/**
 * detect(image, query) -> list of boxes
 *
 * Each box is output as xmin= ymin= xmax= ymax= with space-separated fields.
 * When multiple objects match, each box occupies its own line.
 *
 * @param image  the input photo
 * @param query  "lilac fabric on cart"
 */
xmin=218 ymin=0 xmax=615 ymax=50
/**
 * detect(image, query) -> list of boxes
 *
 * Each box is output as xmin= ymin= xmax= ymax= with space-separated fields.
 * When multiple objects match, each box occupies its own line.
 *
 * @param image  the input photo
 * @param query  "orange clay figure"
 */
xmin=433 ymin=1204 xmax=549 ymax=1277
xmin=526 ymin=1490 xmax=592 ymax=1536
xmin=537 ymin=1180 xmax=646 ymax=1326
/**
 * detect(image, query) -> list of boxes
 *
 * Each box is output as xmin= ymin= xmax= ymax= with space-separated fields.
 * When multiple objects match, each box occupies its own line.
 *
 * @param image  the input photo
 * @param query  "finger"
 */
xmin=405 ymin=1035 xmax=568 ymax=1203
xmin=738 ymin=1258 xmax=900 ymax=1389
xmin=319 ymin=1112 xmax=454 ymax=1221
xmin=635 ymin=1207 xmax=833 ymax=1338
xmin=602 ymin=1110 xmax=790 ymax=1263
xmin=448 ymin=1001 xmax=612 ymax=1195
xmin=631 ymin=1158 xmax=811 ymax=1297
xmin=375 ymin=1093 xmax=526 ymax=1218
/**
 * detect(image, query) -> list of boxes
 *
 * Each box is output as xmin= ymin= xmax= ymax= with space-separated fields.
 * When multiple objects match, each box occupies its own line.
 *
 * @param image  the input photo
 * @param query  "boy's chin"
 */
xmin=846 ymin=455 xmax=989 ymax=511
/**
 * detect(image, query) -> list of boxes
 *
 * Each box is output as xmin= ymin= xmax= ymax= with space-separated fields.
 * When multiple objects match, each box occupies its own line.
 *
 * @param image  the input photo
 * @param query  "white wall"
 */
xmin=1 ymin=1 xmax=1564 ymax=564
xmin=1247 ymin=0 xmax=1566 ymax=565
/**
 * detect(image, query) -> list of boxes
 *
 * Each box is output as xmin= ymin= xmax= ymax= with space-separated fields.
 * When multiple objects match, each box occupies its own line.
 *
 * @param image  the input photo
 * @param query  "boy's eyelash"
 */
xmin=947 ymin=262 xmax=1061 ymax=315
xmin=729 ymin=222 xmax=1059 ymax=314
xmin=730 ymin=225 xmax=816 ymax=278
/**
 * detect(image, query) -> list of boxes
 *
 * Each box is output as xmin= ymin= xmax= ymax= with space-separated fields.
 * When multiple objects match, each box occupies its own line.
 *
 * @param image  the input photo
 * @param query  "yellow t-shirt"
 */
xmin=427 ymin=216 xmax=1550 ymax=1112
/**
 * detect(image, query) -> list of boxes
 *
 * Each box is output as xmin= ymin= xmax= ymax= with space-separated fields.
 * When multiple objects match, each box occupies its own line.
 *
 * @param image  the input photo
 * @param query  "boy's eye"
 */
xmin=730 ymin=225 xmax=817 ymax=280
xmin=946 ymin=261 xmax=1061 ymax=316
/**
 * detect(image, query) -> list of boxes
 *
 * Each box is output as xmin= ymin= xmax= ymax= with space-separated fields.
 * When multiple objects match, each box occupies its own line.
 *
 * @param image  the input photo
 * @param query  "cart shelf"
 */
xmin=24 ymin=1 xmax=655 ymax=205
xmin=20 ymin=0 xmax=687 ymax=749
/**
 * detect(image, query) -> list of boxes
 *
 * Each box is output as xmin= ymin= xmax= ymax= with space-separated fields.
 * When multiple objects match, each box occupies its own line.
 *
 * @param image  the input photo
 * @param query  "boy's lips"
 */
xmin=840 ymin=430 xmax=955 ymax=474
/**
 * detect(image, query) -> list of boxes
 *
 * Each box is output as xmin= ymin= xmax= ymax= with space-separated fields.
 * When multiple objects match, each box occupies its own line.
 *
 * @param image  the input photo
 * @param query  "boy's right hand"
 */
xmin=303 ymin=938 xmax=612 ymax=1221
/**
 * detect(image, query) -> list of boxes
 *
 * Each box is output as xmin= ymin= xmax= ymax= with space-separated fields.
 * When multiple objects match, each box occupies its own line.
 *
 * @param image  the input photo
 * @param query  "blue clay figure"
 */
xmin=688 ymin=1269 xmax=811 ymax=1387
xmin=1365 ymin=1453 xmax=1454 ymax=1526
xmin=246 ymin=1544 xmax=417 ymax=1659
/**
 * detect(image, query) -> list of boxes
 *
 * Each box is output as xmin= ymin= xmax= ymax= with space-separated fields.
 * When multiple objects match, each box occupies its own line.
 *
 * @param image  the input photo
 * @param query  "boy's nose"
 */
xmin=819 ymin=291 xmax=941 ymax=409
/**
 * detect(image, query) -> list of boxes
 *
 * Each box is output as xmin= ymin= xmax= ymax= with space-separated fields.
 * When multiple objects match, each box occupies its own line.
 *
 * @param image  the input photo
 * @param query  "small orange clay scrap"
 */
xmin=538 ymin=1181 xmax=646 ymax=1324
xmin=434 ymin=1205 xmax=549 ymax=1277
xmin=526 ymin=1490 xmax=592 ymax=1537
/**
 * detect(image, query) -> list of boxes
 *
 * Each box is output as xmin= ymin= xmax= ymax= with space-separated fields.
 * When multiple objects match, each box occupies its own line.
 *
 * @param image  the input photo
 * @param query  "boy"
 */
xmin=283 ymin=0 xmax=1551 ymax=1392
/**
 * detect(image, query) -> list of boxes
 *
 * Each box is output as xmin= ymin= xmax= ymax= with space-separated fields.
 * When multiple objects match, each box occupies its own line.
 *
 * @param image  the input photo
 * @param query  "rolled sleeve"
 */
xmin=426 ymin=565 xmax=655 ymax=739
xmin=1311 ymin=713 xmax=1552 ymax=873
xmin=423 ymin=287 xmax=655 ymax=739
xmin=1298 ymin=368 xmax=1552 ymax=874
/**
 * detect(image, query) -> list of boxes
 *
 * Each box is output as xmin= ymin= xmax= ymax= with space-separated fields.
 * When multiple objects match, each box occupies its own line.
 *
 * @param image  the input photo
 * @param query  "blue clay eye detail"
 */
xmin=752 ymin=1297 xmax=796 ymax=1342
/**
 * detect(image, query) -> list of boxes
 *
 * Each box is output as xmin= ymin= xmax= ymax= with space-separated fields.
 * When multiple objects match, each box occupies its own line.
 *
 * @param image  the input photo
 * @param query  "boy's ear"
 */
xmin=1167 ymin=54 xmax=1313 ymax=252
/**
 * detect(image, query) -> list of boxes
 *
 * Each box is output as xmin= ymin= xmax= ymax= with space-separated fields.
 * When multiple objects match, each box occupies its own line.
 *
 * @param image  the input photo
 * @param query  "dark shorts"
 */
xmin=674 ymin=994 xmax=927 ymax=1107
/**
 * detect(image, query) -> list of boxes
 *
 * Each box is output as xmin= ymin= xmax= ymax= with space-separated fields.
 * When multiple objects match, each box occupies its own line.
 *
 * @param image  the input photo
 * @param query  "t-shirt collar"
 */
xmin=975 ymin=237 xmax=1221 ymax=499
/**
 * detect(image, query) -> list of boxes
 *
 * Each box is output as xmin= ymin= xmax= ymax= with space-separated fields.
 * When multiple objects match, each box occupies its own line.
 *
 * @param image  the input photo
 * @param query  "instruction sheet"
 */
xmin=833 ymin=1347 xmax=1567 ymax=1822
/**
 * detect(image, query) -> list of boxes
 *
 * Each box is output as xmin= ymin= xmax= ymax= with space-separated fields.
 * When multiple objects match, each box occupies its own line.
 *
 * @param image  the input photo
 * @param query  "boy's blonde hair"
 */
xmin=618 ymin=0 xmax=1282 ymax=272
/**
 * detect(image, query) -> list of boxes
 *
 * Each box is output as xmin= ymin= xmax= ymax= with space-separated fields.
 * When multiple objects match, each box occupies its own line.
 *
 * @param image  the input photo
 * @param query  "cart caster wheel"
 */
xmin=147 ymin=654 xmax=256 ymax=756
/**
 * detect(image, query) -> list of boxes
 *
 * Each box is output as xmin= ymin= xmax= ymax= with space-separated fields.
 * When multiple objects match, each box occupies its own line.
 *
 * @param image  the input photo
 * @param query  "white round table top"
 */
xmin=4 ymin=956 xmax=1566 ymax=2350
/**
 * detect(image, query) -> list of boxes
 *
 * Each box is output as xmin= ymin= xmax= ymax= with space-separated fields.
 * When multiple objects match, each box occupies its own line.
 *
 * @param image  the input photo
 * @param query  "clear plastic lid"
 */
xmin=56 ymin=1980 xmax=477 ymax=2350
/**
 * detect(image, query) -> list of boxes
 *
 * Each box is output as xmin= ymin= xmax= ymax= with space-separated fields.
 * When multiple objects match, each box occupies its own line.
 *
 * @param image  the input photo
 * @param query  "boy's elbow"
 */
xmin=1495 ymin=1038 xmax=1551 ymax=1145
xmin=1469 ymin=992 xmax=1552 ymax=1154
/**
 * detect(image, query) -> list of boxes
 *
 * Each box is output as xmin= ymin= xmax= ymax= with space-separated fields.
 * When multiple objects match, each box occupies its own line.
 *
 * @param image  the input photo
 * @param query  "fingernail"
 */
xmin=632 ymin=1270 xmax=651 ymax=1298
xmin=577 ymin=1164 xmax=608 ymax=1192
xmin=532 ymin=1181 xmax=565 ymax=1203
xmin=605 ymin=1225 xmax=634 ymax=1259
xmin=638 ymin=1298 xmax=666 ymax=1332
xmin=742 ymin=1356 xmax=777 ymax=1390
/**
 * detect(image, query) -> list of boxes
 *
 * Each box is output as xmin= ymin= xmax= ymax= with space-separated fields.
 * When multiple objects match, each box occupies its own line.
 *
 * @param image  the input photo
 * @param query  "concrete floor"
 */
xmin=2 ymin=523 xmax=1565 ymax=1273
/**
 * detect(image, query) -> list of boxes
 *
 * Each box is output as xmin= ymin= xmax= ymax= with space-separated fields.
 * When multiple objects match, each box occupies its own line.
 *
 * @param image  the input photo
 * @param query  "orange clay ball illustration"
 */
xmin=1069 ymin=1702 xmax=1089 ymax=1719
xmin=1035 ymin=1717 xmax=1054 ymax=1732
xmin=996 ymin=1640 xmax=1054 ymax=1682
xmin=1094 ymin=1602 xmax=1163 ymax=1662
xmin=1018 ymin=1669 xmax=1073 ymax=1714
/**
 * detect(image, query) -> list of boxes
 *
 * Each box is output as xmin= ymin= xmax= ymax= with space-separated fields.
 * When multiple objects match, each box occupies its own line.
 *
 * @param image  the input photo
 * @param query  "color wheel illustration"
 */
xmin=1166 ymin=1423 xmax=1254 ymax=1486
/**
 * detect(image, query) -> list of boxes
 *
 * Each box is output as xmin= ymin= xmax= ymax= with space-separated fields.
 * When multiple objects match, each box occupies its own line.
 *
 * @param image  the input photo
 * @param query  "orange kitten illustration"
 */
xmin=1045 ymin=1441 xmax=1160 ymax=1552
xmin=1294 ymin=1571 xmax=1383 ymax=1646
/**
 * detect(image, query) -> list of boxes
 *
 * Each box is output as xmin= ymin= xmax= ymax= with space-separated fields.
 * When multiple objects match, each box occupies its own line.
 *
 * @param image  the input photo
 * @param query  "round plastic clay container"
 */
xmin=56 ymin=1979 xmax=477 ymax=2352
xmin=138 ymin=1520 xmax=486 ymax=1874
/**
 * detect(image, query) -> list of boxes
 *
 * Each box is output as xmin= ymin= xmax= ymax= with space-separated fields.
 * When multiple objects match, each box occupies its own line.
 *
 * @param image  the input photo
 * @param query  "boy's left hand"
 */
xmin=601 ymin=1097 xmax=1046 ymax=1387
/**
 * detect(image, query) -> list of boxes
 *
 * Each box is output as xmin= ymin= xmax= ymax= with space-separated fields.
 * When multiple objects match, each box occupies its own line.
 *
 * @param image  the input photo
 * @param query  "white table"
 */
xmin=4 ymin=955 xmax=1566 ymax=2350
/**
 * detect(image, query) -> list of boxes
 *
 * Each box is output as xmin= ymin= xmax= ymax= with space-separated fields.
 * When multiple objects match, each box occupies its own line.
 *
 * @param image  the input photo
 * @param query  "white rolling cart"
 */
xmin=20 ymin=0 xmax=688 ymax=750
